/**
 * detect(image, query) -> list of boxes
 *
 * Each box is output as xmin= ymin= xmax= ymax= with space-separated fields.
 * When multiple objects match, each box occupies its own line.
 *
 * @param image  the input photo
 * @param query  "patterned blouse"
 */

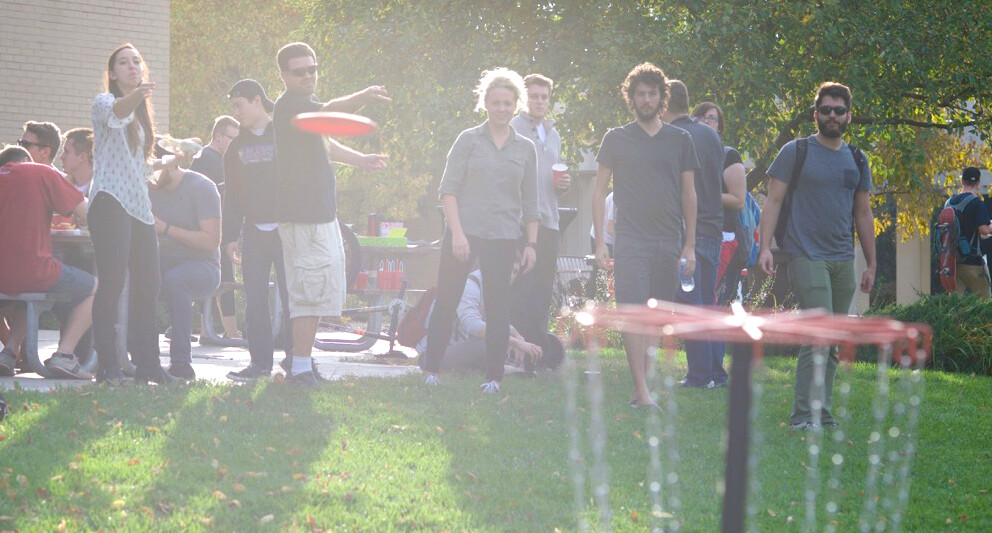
xmin=89 ymin=92 xmax=154 ymax=224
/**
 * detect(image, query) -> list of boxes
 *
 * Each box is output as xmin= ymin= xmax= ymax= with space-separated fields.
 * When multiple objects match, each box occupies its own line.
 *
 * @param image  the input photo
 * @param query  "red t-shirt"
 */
xmin=0 ymin=162 xmax=85 ymax=293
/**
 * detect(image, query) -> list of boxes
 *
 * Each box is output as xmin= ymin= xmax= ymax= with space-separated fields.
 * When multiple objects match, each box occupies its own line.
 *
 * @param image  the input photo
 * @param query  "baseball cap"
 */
xmin=229 ymin=79 xmax=274 ymax=113
xmin=962 ymin=166 xmax=982 ymax=183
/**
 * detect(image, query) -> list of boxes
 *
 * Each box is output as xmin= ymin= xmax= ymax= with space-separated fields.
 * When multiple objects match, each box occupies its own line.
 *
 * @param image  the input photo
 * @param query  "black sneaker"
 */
xmin=287 ymin=370 xmax=319 ymax=387
xmin=227 ymin=364 xmax=271 ymax=382
xmin=679 ymin=377 xmax=708 ymax=388
xmin=135 ymin=366 xmax=177 ymax=385
xmin=167 ymin=363 xmax=196 ymax=381
xmin=96 ymin=367 xmax=129 ymax=386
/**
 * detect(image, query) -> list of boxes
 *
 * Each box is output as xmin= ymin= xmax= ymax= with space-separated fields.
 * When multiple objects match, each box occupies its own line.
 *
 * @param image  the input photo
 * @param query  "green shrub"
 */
xmin=864 ymin=292 xmax=992 ymax=376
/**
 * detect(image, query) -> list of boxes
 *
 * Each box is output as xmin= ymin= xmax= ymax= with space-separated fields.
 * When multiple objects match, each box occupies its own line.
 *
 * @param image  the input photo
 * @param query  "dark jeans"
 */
xmin=680 ymin=233 xmax=727 ymax=386
xmin=89 ymin=193 xmax=161 ymax=373
xmin=421 ymin=233 xmax=516 ymax=381
xmin=218 ymin=253 xmax=236 ymax=317
xmin=510 ymin=225 xmax=559 ymax=348
xmin=160 ymin=258 xmax=220 ymax=365
xmin=242 ymin=226 xmax=291 ymax=369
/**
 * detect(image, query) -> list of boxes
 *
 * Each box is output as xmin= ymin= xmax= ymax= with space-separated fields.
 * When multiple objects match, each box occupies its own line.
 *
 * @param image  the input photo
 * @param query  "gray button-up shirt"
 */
xmin=438 ymin=121 xmax=539 ymax=240
xmin=510 ymin=111 xmax=563 ymax=230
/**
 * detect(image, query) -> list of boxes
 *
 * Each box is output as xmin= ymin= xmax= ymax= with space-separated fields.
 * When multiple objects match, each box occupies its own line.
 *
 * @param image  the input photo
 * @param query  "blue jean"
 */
xmin=242 ymin=226 xmax=291 ymax=369
xmin=680 ymin=233 xmax=727 ymax=386
xmin=160 ymin=258 xmax=220 ymax=364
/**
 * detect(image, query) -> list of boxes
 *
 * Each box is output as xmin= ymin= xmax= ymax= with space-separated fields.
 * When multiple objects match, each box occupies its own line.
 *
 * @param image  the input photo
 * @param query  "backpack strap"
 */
xmin=789 ymin=138 xmax=809 ymax=194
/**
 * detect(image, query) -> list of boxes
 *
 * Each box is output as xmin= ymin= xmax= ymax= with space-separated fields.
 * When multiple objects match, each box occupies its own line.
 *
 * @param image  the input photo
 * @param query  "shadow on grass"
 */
xmin=0 ymin=382 xmax=190 ymax=528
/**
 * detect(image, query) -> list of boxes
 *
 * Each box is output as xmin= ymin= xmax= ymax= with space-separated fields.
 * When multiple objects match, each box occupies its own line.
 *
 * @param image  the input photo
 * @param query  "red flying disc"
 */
xmin=293 ymin=112 xmax=378 ymax=137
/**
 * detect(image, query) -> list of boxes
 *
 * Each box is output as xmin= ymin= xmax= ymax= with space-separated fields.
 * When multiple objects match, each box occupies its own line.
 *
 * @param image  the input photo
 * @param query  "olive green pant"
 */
xmin=787 ymin=257 xmax=856 ymax=425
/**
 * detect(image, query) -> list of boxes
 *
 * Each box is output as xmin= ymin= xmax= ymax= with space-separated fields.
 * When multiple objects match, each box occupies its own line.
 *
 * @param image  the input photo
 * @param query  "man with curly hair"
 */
xmin=592 ymin=63 xmax=700 ymax=409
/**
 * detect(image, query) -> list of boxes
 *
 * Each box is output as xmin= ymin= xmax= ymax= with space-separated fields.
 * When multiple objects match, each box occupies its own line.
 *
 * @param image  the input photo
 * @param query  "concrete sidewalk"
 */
xmin=1 ymin=329 xmax=421 ymax=392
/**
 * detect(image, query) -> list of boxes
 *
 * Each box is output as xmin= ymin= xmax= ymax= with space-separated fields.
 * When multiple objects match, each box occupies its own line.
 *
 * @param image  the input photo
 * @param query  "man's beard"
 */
xmin=635 ymin=102 xmax=664 ymax=123
xmin=817 ymin=115 xmax=848 ymax=138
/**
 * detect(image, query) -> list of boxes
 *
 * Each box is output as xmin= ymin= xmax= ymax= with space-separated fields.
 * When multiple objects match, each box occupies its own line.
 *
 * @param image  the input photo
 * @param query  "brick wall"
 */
xmin=0 ymin=0 xmax=170 ymax=163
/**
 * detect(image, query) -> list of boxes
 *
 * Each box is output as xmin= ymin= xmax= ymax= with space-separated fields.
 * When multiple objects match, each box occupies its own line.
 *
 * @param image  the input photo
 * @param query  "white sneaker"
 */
xmin=424 ymin=374 xmax=440 ymax=386
xmin=45 ymin=352 xmax=94 ymax=380
xmin=480 ymin=381 xmax=500 ymax=394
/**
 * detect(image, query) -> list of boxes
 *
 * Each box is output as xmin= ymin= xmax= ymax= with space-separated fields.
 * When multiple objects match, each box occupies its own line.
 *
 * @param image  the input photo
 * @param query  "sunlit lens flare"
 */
xmin=726 ymin=302 xmax=764 ymax=340
xmin=575 ymin=311 xmax=595 ymax=327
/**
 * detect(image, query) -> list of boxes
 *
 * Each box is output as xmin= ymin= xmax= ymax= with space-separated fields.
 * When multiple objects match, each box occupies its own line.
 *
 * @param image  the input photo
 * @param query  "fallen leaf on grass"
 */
xmin=260 ymin=514 xmax=275 ymax=524
xmin=36 ymin=487 xmax=48 ymax=500
xmin=233 ymin=483 xmax=246 ymax=493
xmin=631 ymin=510 xmax=639 ymax=521
xmin=127 ymin=459 xmax=140 ymax=466
xmin=286 ymin=448 xmax=302 ymax=456
xmin=145 ymin=426 xmax=160 ymax=434
xmin=213 ymin=490 xmax=226 ymax=501
xmin=293 ymin=473 xmax=306 ymax=481
xmin=112 ymin=499 xmax=125 ymax=510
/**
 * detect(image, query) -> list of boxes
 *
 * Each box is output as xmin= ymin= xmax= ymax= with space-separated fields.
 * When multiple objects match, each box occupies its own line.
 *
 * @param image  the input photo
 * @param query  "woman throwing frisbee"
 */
xmin=89 ymin=43 xmax=179 ymax=384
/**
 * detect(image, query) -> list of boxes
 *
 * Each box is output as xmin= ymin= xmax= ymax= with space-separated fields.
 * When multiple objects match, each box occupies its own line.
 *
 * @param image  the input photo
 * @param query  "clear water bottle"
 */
xmin=679 ymin=257 xmax=695 ymax=292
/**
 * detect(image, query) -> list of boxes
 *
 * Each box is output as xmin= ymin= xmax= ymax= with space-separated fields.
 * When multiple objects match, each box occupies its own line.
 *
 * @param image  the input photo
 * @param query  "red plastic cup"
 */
xmin=551 ymin=163 xmax=568 ymax=188
xmin=354 ymin=270 xmax=369 ymax=290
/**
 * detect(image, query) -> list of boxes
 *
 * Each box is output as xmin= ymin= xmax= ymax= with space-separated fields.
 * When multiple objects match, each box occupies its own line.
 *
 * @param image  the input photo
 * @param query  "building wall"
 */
xmin=0 ymin=1 xmax=170 ymax=160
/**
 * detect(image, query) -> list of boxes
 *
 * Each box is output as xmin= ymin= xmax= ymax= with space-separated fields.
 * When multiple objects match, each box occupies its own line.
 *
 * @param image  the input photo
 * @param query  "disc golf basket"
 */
xmin=566 ymin=299 xmax=930 ymax=533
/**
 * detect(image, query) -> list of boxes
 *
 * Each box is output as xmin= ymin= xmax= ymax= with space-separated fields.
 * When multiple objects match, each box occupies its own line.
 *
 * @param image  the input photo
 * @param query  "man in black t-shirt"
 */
xmin=272 ymin=42 xmax=389 ymax=386
xmin=948 ymin=167 xmax=992 ymax=297
xmin=592 ymin=63 xmax=699 ymax=409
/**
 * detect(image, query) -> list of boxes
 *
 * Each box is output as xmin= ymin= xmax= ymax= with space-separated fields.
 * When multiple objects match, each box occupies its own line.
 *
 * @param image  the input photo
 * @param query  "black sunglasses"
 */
xmin=286 ymin=64 xmax=318 ymax=77
xmin=16 ymin=139 xmax=44 ymax=149
xmin=817 ymin=105 xmax=848 ymax=116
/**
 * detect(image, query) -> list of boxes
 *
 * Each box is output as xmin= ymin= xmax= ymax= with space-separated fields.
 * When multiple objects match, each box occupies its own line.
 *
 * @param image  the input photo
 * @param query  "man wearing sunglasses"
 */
xmin=272 ymin=42 xmax=389 ymax=386
xmin=758 ymin=82 xmax=876 ymax=431
xmin=19 ymin=121 xmax=64 ymax=177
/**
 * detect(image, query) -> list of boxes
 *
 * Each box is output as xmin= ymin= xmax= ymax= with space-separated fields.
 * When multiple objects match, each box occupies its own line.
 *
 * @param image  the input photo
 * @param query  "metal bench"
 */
xmin=0 ymin=292 xmax=94 ymax=378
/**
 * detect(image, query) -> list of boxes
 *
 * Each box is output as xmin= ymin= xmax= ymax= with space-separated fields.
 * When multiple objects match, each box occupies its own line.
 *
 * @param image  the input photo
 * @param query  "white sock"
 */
xmin=291 ymin=356 xmax=312 ymax=376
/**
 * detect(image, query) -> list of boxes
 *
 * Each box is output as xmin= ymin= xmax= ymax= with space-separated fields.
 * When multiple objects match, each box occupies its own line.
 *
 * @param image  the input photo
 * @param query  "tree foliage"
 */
xmin=173 ymin=0 xmax=992 ymax=235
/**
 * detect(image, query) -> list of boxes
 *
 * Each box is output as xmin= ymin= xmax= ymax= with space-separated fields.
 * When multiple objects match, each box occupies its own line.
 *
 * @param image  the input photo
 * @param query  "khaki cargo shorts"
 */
xmin=278 ymin=220 xmax=346 ymax=318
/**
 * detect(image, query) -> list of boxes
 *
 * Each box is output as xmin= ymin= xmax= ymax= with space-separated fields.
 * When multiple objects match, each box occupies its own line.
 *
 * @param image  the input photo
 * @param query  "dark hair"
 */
xmin=666 ymin=80 xmax=690 ymax=114
xmin=692 ymin=102 xmax=725 ymax=134
xmin=815 ymin=82 xmax=852 ymax=109
xmin=105 ymin=43 xmax=156 ymax=160
xmin=0 ymin=145 xmax=32 ymax=166
xmin=523 ymin=73 xmax=553 ymax=91
xmin=63 ymin=128 xmax=94 ymax=164
xmin=211 ymin=116 xmax=240 ymax=139
xmin=277 ymin=42 xmax=316 ymax=72
xmin=22 ymin=121 xmax=62 ymax=158
xmin=621 ymin=62 xmax=668 ymax=114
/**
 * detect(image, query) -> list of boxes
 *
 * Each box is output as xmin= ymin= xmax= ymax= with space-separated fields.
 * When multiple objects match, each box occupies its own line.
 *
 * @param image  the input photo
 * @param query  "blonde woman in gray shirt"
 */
xmin=421 ymin=68 xmax=540 ymax=394
xmin=88 ymin=43 xmax=178 ymax=385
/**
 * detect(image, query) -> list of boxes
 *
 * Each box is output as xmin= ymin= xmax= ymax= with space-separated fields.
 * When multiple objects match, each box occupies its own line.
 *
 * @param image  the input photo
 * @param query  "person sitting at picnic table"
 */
xmin=147 ymin=140 xmax=222 ymax=381
xmin=0 ymin=145 xmax=97 ymax=380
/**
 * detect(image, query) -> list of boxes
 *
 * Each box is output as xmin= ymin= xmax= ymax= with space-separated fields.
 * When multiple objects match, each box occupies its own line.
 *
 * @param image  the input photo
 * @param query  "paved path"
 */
xmin=1 ymin=330 xmax=420 ymax=392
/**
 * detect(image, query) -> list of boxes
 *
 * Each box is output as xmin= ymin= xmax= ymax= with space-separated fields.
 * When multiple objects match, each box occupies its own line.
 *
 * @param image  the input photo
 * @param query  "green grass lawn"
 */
xmin=0 ymin=351 xmax=989 ymax=531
